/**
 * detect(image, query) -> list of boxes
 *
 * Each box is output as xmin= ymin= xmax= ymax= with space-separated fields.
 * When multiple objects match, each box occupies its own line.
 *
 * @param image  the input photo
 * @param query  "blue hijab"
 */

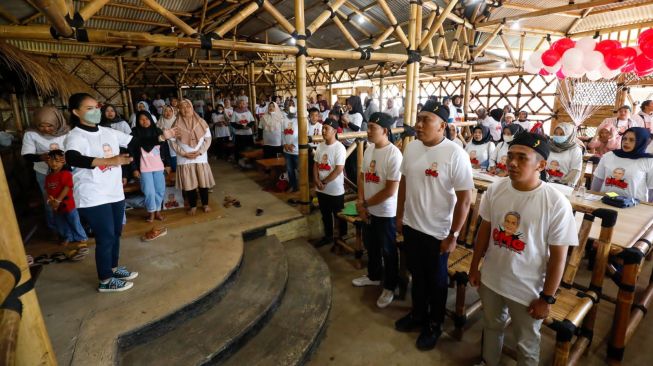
xmin=613 ymin=127 xmax=653 ymax=160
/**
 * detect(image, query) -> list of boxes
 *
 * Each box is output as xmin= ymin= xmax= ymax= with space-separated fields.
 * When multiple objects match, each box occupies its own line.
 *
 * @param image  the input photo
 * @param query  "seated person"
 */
xmin=465 ymin=125 xmax=495 ymax=169
xmin=488 ymin=124 xmax=524 ymax=177
xmin=546 ymin=122 xmax=583 ymax=186
xmin=587 ymin=126 xmax=617 ymax=157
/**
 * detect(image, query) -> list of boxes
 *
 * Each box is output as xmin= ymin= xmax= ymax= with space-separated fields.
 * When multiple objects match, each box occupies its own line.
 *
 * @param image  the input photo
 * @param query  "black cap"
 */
xmin=323 ymin=118 xmax=339 ymax=130
xmin=420 ymin=100 xmax=449 ymax=122
xmin=508 ymin=132 xmax=550 ymax=160
xmin=368 ymin=112 xmax=394 ymax=129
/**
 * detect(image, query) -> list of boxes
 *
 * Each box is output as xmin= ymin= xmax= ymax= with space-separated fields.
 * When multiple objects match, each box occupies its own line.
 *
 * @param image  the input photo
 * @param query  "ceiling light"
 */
xmin=356 ymin=15 xmax=365 ymax=24
xmin=500 ymin=62 xmax=507 ymax=69
xmin=511 ymin=20 xmax=520 ymax=30
xmin=289 ymin=37 xmax=296 ymax=45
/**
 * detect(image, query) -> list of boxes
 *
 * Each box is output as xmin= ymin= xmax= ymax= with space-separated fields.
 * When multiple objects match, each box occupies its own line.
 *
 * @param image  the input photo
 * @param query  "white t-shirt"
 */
xmin=546 ymin=146 xmax=583 ymax=186
xmin=171 ymin=128 xmax=211 ymax=165
xmin=514 ymin=120 xmax=532 ymax=132
xmin=343 ymin=112 xmax=363 ymax=146
xmin=224 ymin=107 xmax=234 ymax=121
xmin=152 ymin=99 xmax=165 ymax=115
xmin=401 ymin=139 xmax=474 ymax=239
xmin=109 ymin=120 xmax=132 ymax=135
xmin=479 ymin=178 xmax=578 ymax=307
xmin=362 ymin=143 xmax=402 ymax=217
xmin=255 ymin=104 xmax=268 ymax=119
xmin=259 ymin=114 xmax=284 ymax=147
xmin=593 ymin=151 xmax=653 ymax=202
xmin=64 ymin=126 xmax=132 ymax=208
xmin=465 ymin=141 xmax=495 ymax=169
xmin=308 ymin=122 xmax=323 ymax=148
xmin=283 ymin=118 xmax=299 ymax=156
xmin=634 ymin=112 xmax=653 ymax=131
xmin=479 ymin=117 xmax=502 ymax=141
xmin=231 ymin=110 xmax=255 ymax=136
xmin=21 ymin=131 xmax=68 ymax=175
xmin=314 ymin=141 xmax=346 ymax=196
xmin=453 ymin=138 xmax=464 ymax=148
xmin=489 ymin=141 xmax=510 ymax=172
xmin=212 ymin=113 xmax=231 ymax=139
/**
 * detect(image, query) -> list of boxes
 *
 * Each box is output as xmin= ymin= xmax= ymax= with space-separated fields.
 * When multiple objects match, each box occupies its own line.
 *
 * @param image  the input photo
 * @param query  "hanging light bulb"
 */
xmin=511 ymin=20 xmax=520 ymax=30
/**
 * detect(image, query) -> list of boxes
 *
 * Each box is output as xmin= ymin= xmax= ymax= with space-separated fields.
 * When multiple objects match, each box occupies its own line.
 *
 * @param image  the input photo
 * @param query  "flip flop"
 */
xmin=141 ymin=227 xmax=168 ymax=242
xmin=256 ymin=208 xmax=264 ymax=216
xmin=34 ymin=254 xmax=53 ymax=265
xmin=76 ymin=243 xmax=89 ymax=255
xmin=65 ymin=248 xmax=87 ymax=262
xmin=50 ymin=252 xmax=68 ymax=263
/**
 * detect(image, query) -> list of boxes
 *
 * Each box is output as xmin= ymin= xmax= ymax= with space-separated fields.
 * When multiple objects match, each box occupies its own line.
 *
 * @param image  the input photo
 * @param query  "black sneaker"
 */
xmin=416 ymin=323 xmax=442 ymax=350
xmin=313 ymin=237 xmax=332 ymax=248
xmin=395 ymin=312 xmax=425 ymax=332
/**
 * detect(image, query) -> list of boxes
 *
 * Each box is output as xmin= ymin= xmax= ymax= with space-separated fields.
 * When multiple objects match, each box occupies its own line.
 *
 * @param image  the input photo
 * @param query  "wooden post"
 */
xmin=141 ymin=0 xmax=196 ymax=35
xmin=31 ymin=0 xmax=74 ymax=38
xmin=10 ymin=93 xmax=23 ymax=132
xmin=378 ymin=68 xmax=384 ymax=111
xmin=117 ymin=56 xmax=130 ymax=118
xmin=248 ymin=62 xmax=256 ymax=115
xmin=411 ymin=4 xmax=422 ymax=125
xmin=295 ymin=0 xmax=310 ymax=214
xmin=209 ymin=86 xmax=216 ymax=107
xmin=463 ymin=67 xmax=472 ymax=121
xmin=0 ymin=159 xmax=57 ymax=365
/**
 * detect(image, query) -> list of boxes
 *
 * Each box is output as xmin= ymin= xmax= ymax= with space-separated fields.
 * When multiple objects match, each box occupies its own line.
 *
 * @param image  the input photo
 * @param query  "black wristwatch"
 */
xmin=539 ymin=291 xmax=556 ymax=304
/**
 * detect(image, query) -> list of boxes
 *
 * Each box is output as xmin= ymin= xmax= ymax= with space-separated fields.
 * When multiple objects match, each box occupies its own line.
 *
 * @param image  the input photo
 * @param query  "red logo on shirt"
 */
xmin=492 ymin=211 xmax=525 ymax=253
xmin=496 ymin=163 xmax=507 ymax=172
xmin=239 ymin=119 xmax=248 ymax=125
xmin=318 ymin=153 xmax=331 ymax=171
xmin=424 ymin=162 xmax=439 ymax=178
xmin=284 ymin=128 xmax=294 ymax=135
xmin=470 ymin=158 xmax=480 ymax=165
xmin=547 ymin=169 xmax=564 ymax=178
xmin=365 ymin=172 xmax=380 ymax=183
xmin=606 ymin=168 xmax=628 ymax=189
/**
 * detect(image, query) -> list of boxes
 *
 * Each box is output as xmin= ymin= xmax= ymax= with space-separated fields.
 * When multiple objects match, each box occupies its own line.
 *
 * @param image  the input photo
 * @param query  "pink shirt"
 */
xmin=140 ymin=146 xmax=165 ymax=173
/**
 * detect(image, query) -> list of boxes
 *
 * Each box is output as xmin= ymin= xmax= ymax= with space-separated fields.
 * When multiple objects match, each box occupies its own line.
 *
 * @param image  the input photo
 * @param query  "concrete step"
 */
xmin=119 ymin=236 xmax=288 ymax=366
xmin=219 ymin=239 xmax=332 ymax=366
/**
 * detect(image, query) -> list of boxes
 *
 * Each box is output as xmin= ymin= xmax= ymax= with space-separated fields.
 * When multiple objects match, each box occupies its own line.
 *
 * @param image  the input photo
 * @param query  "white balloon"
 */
xmin=586 ymin=69 xmax=602 ymax=81
xmin=524 ymin=59 xmax=539 ymax=74
xmin=575 ymin=37 xmax=597 ymax=52
xmin=562 ymin=48 xmax=584 ymax=72
xmin=529 ymin=51 xmax=544 ymax=69
xmin=582 ymin=51 xmax=604 ymax=71
xmin=543 ymin=61 xmax=561 ymax=73
xmin=599 ymin=64 xmax=620 ymax=79
xmin=562 ymin=66 xmax=584 ymax=78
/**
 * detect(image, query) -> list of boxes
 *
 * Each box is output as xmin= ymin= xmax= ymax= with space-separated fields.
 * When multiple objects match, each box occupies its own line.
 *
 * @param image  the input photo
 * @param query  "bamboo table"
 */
xmin=255 ymin=156 xmax=286 ymax=183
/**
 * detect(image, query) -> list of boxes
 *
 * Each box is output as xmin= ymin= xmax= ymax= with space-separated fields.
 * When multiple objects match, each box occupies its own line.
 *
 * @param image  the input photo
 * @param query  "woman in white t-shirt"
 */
xmin=230 ymin=99 xmax=256 ymax=161
xmin=258 ymin=102 xmax=285 ymax=158
xmin=157 ymin=105 xmax=178 ymax=171
xmin=592 ymin=127 xmax=653 ymax=202
xmin=341 ymin=96 xmax=365 ymax=180
xmin=465 ymin=125 xmax=495 ymax=169
xmin=211 ymin=104 xmax=232 ymax=159
xmin=488 ymin=124 xmax=524 ymax=177
xmin=65 ymin=93 xmax=174 ymax=292
xmin=100 ymin=104 xmax=131 ymax=135
xmin=546 ymin=122 xmax=583 ymax=186
xmin=448 ymin=124 xmax=466 ymax=149
xmin=21 ymin=105 xmax=70 ymax=232
xmin=283 ymin=116 xmax=299 ymax=192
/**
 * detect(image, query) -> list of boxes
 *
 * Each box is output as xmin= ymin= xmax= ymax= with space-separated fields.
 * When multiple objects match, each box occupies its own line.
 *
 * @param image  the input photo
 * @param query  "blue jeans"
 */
xmin=78 ymin=201 xmax=125 ymax=281
xmin=364 ymin=215 xmax=398 ymax=291
xmin=54 ymin=209 xmax=87 ymax=242
xmin=140 ymin=170 xmax=165 ymax=212
xmin=285 ymin=153 xmax=299 ymax=191
xmin=35 ymin=171 xmax=55 ymax=231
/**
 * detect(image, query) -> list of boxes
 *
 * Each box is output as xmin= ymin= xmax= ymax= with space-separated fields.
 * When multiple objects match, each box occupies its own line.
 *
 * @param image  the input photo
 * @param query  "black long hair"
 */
xmin=347 ymin=96 xmax=365 ymax=119
xmin=68 ymin=92 xmax=95 ymax=127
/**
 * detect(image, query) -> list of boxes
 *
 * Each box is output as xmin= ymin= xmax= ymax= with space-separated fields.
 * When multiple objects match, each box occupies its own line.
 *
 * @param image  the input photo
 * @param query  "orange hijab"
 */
xmin=174 ymin=99 xmax=209 ymax=146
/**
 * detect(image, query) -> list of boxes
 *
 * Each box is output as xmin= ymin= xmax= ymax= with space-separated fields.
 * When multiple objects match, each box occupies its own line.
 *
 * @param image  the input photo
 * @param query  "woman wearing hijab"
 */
xmin=545 ymin=122 xmax=584 ymax=186
xmin=101 ymin=104 xmax=131 ymax=135
xmin=591 ymin=127 xmax=653 ymax=202
xmin=587 ymin=126 xmax=618 ymax=157
xmin=488 ymin=124 xmax=524 ymax=176
xmin=22 ymin=105 xmax=70 ymax=232
xmin=341 ymin=96 xmax=365 ymax=180
xmin=130 ymin=111 xmax=170 ymax=222
xmin=170 ymin=99 xmax=215 ymax=215
xmin=211 ymin=104 xmax=231 ymax=159
xmin=157 ymin=105 xmax=178 ymax=172
xmin=465 ymin=125 xmax=495 ymax=169
xmin=259 ymin=102 xmax=285 ymax=158
xmin=130 ymin=101 xmax=157 ymax=127
xmin=230 ymin=98 xmax=256 ymax=161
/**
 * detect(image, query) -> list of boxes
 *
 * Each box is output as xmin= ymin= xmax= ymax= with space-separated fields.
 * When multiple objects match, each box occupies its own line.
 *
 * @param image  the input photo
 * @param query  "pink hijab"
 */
xmin=174 ymin=99 xmax=209 ymax=146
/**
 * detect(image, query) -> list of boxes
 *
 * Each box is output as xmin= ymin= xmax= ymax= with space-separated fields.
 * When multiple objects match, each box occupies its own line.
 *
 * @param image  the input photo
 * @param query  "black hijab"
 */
xmin=347 ymin=96 xmax=365 ymax=120
xmin=131 ymin=111 xmax=162 ymax=152
xmin=613 ymin=127 xmax=653 ymax=160
xmin=500 ymin=124 xmax=524 ymax=142
xmin=472 ymin=125 xmax=492 ymax=145
xmin=100 ymin=104 xmax=123 ymax=127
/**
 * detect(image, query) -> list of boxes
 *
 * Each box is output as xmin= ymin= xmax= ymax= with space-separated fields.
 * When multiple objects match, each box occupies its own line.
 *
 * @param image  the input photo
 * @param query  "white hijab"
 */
xmin=261 ymin=102 xmax=285 ymax=132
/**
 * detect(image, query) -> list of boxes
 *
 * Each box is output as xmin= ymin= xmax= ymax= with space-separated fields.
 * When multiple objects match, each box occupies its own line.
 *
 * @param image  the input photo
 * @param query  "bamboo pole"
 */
xmin=499 ymin=33 xmax=518 ymax=68
xmin=77 ymin=0 xmax=111 ymax=21
xmin=463 ymin=67 xmax=472 ymax=120
xmin=450 ymin=25 xmax=463 ymax=62
xmin=306 ymin=0 xmax=347 ymax=35
xmin=377 ymin=0 xmax=409 ymax=47
xmin=411 ymin=4 xmax=422 ymax=126
xmin=295 ymin=0 xmax=309 ymax=215
xmin=402 ymin=2 xmax=418 ymax=130
xmin=213 ymin=1 xmax=260 ymax=38
xmin=261 ymin=0 xmax=296 ymax=35
xmin=378 ymin=68 xmax=384 ymax=110
xmin=31 ymin=0 xmax=74 ymax=38
xmin=10 ymin=93 xmax=23 ymax=132
xmin=476 ymin=0 xmax=616 ymax=28
xmin=418 ymin=0 xmax=458 ymax=50
xmin=371 ymin=27 xmax=395 ymax=50
xmin=333 ymin=16 xmax=360 ymax=49
xmin=141 ymin=0 xmax=195 ymax=35
xmin=0 ymin=159 xmax=56 ymax=365
xmin=472 ymin=24 xmax=503 ymax=59
xmin=117 ymin=56 xmax=130 ymax=118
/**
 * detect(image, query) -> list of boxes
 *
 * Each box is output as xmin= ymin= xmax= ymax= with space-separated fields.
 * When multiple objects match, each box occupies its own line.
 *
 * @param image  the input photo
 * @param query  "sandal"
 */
xmin=141 ymin=227 xmax=168 ymax=242
xmin=34 ymin=254 xmax=53 ymax=265
xmin=66 ymin=248 xmax=87 ymax=262
xmin=50 ymin=252 xmax=68 ymax=263
xmin=76 ymin=243 xmax=89 ymax=255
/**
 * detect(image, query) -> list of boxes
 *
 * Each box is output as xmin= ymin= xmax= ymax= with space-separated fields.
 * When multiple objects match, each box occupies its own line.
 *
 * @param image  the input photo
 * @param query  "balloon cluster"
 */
xmin=524 ymin=29 xmax=653 ymax=80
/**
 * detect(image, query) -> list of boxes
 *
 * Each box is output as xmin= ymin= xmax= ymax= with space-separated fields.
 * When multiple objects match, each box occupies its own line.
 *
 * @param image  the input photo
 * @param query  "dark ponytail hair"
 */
xmin=68 ymin=92 xmax=95 ymax=127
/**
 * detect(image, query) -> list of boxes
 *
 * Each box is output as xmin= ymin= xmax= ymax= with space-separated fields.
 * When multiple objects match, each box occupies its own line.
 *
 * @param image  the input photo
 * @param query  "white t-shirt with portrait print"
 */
xmin=401 ymin=139 xmax=474 ymax=240
xmin=21 ymin=131 xmax=68 ymax=175
xmin=283 ymin=118 xmax=299 ymax=156
xmin=64 ymin=126 xmax=132 ymax=208
xmin=479 ymin=178 xmax=578 ymax=307
xmin=546 ymin=146 xmax=583 ymax=186
xmin=465 ymin=141 xmax=495 ymax=169
xmin=593 ymin=151 xmax=653 ymax=202
xmin=231 ymin=110 xmax=255 ymax=136
xmin=362 ymin=143 xmax=403 ymax=218
xmin=109 ymin=120 xmax=132 ymax=135
xmin=314 ymin=141 xmax=346 ymax=196
xmin=308 ymin=122 xmax=323 ymax=148
xmin=489 ymin=141 xmax=510 ymax=173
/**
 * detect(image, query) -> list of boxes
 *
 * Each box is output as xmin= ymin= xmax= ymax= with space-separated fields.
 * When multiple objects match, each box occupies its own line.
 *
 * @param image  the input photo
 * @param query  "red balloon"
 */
xmin=551 ymin=38 xmax=575 ymax=55
xmin=556 ymin=69 xmax=566 ymax=79
xmin=622 ymin=47 xmax=638 ymax=63
xmin=641 ymin=39 xmax=653 ymax=59
xmin=595 ymin=39 xmax=622 ymax=56
xmin=634 ymin=54 xmax=653 ymax=74
xmin=541 ymin=49 xmax=562 ymax=67
xmin=622 ymin=62 xmax=636 ymax=73
xmin=539 ymin=68 xmax=550 ymax=76
xmin=639 ymin=29 xmax=653 ymax=46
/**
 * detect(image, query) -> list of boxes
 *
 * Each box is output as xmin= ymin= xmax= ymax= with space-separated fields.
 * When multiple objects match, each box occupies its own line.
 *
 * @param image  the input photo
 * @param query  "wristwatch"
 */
xmin=539 ymin=291 xmax=556 ymax=304
xmin=449 ymin=230 xmax=459 ymax=239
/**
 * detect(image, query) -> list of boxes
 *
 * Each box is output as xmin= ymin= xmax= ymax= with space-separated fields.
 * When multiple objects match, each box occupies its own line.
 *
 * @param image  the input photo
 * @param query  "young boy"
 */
xmin=45 ymin=150 xmax=88 ymax=245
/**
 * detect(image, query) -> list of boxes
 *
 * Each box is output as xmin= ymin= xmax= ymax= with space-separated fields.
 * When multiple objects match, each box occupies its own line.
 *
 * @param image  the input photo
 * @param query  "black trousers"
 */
xmin=403 ymin=225 xmax=449 ymax=324
xmin=263 ymin=145 xmax=283 ymax=159
xmin=316 ymin=192 xmax=347 ymax=238
xmin=234 ymin=134 xmax=254 ymax=160
xmin=184 ymin=188 xmax=209 ymax=208
xmin=364 ymin=215 xmax=398 ymax=291
xmin=344 ymin=149 xmax=358 ymax=183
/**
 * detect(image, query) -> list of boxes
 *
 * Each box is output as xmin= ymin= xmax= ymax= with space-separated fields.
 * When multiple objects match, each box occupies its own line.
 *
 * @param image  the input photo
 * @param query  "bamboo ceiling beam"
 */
xmin=371 ymin=26 xmax=395 ymax=50
xmin=212 ymin=1 xmax=260 ymax=38
xmin=476 ymin=0 xmax=616 ymax=28
xmin=141 ymin=0 xmax=196 ymax=35
xmin=476 ymin=25 xmax=564 ymax=37
xmin=570 ymin=20 xmax=653 ymax=38
xmin=333 ymin=15 xmax=360 ymax=50
xmin=91 ymin=15 xmax=169 ymax=27
xmin=449 ymin=25 xmax=463 ymax=62
xmin=306 ymin=0 xmax=347 ymax=36
xmin=0 ymin=4 xmax=20 ymax=24
xmin=336 ymin=9 xmax=371 ymax=38
xmin=499 ymin=33 xmax=517 ymax=68
xmin=566 ymin=8 xmax=592 ymax=35
xmin=78 ymin=0 xmax=193 ymax=17
xmin=423 ymin=1 xmax=473 ymax=29
xmin=418 ymin=0 xmax=458 ymax=51
xmin=260 ymin=0 xmax=296 ymax=35
xmin=377 ymin=0 xmax=409 ymax=48
xmin=472 ymin=24 xmax=502 ymax=59
xmin=31 ymin=0 xmax=74 ymax=38
xmin=78 ymin=0 xmax=111 ymax=21
xmin=342 ymin=1 xmax=386 ymax=32
xmin=198 ymin=0 xmax=209 ymax=32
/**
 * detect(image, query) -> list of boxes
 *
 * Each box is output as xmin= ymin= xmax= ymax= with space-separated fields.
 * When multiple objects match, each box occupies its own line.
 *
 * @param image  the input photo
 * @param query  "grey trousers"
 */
xmin=479 ymin=284 xmax=543 ymax=366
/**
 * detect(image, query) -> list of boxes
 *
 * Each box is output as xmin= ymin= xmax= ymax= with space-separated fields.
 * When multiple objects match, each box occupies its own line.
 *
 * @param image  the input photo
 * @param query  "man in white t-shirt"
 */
xmin=351 ymin=112 xmax=403 ymax=309
xmin=384 ymin=98 xmax=401 ymax=126
xmin=514 ymin=110 xmax=533 ymax=132
xmin=633 ymin=100 xmax=652 ymax=131
xmin=469 ymin=132 xmax=578 ymax=366
xmin=395 ymin=100 xmax=474 ymax=350
xmin=255 ymin=99 xmax=268 ymax=122
xmin=476 ymin=107 xmax=502 ymax=142
xmin=313 ymin=119 xmax=347 ymax=248
xmin=237 ymin=89 xmax=249 ymax=105
xmin=152 ymin=94 xmax=165 ymax=116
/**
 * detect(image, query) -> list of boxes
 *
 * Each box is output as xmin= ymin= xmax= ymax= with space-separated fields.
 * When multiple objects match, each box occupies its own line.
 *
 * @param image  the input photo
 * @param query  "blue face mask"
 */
xmin=551 ymin=135 xmax=567 ymax=144
xmin=83 ymin=108 xmax=102 ymax=125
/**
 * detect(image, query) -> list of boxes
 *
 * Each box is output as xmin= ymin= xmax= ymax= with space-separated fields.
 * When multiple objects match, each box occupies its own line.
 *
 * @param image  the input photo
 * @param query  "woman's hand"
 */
xmin=185 ymin=151 xmax=200 ymax=159
xmin=133 ymin=170 xmax=141 ymax=179
xmin=109 ymin=154 xmax=133 ymax=166
xmin=40 ymin=153 xmax=50 ymax=162
xmin=163 ymin=127 xmax=179 ymax=140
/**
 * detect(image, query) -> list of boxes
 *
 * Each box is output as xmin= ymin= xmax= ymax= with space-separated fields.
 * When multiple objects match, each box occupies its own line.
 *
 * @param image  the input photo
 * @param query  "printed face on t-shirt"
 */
xmin=499 ymin=156 xmax=507 ymax=165
xmin=610 ymin=168 xmax=626 ymax=183
xmin=49 ymin=143 xmax=60 ymax=151
xmin=492 ymin=211 xmax=526 ymax=253
xmin=425 ymin=162 xmax=439 ymax=177
xmin=318 ymin=154 xmax=332 ymax=171
xmin=548 ymin=160 xmax=560 ymax=171
xmin=470 ymin=150 xmax=477 ymax=159
xmin=365 ymin=160 xmax=380 ymax=183
xmin=103 ymin=143 xmax=113 ymax=158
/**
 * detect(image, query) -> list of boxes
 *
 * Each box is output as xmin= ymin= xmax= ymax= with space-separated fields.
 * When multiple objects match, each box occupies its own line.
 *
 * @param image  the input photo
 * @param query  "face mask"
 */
xmin=83 ymin=108 xmax=102 ymax=124
xmin=503 ymin=135 xmax=513 ymax=142
xmin=288 ymin=106 xmax=297 ymax=114
xmin=552 ymin=135 xmax=567 ymax=144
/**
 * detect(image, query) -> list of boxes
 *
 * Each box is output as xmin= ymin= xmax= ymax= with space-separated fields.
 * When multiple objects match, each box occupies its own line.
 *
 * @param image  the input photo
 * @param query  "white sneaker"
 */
xmin=376 ymin=289 xmax=394 ymax=308
xmin=352 ymin=275 xmax=381 ymax=287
